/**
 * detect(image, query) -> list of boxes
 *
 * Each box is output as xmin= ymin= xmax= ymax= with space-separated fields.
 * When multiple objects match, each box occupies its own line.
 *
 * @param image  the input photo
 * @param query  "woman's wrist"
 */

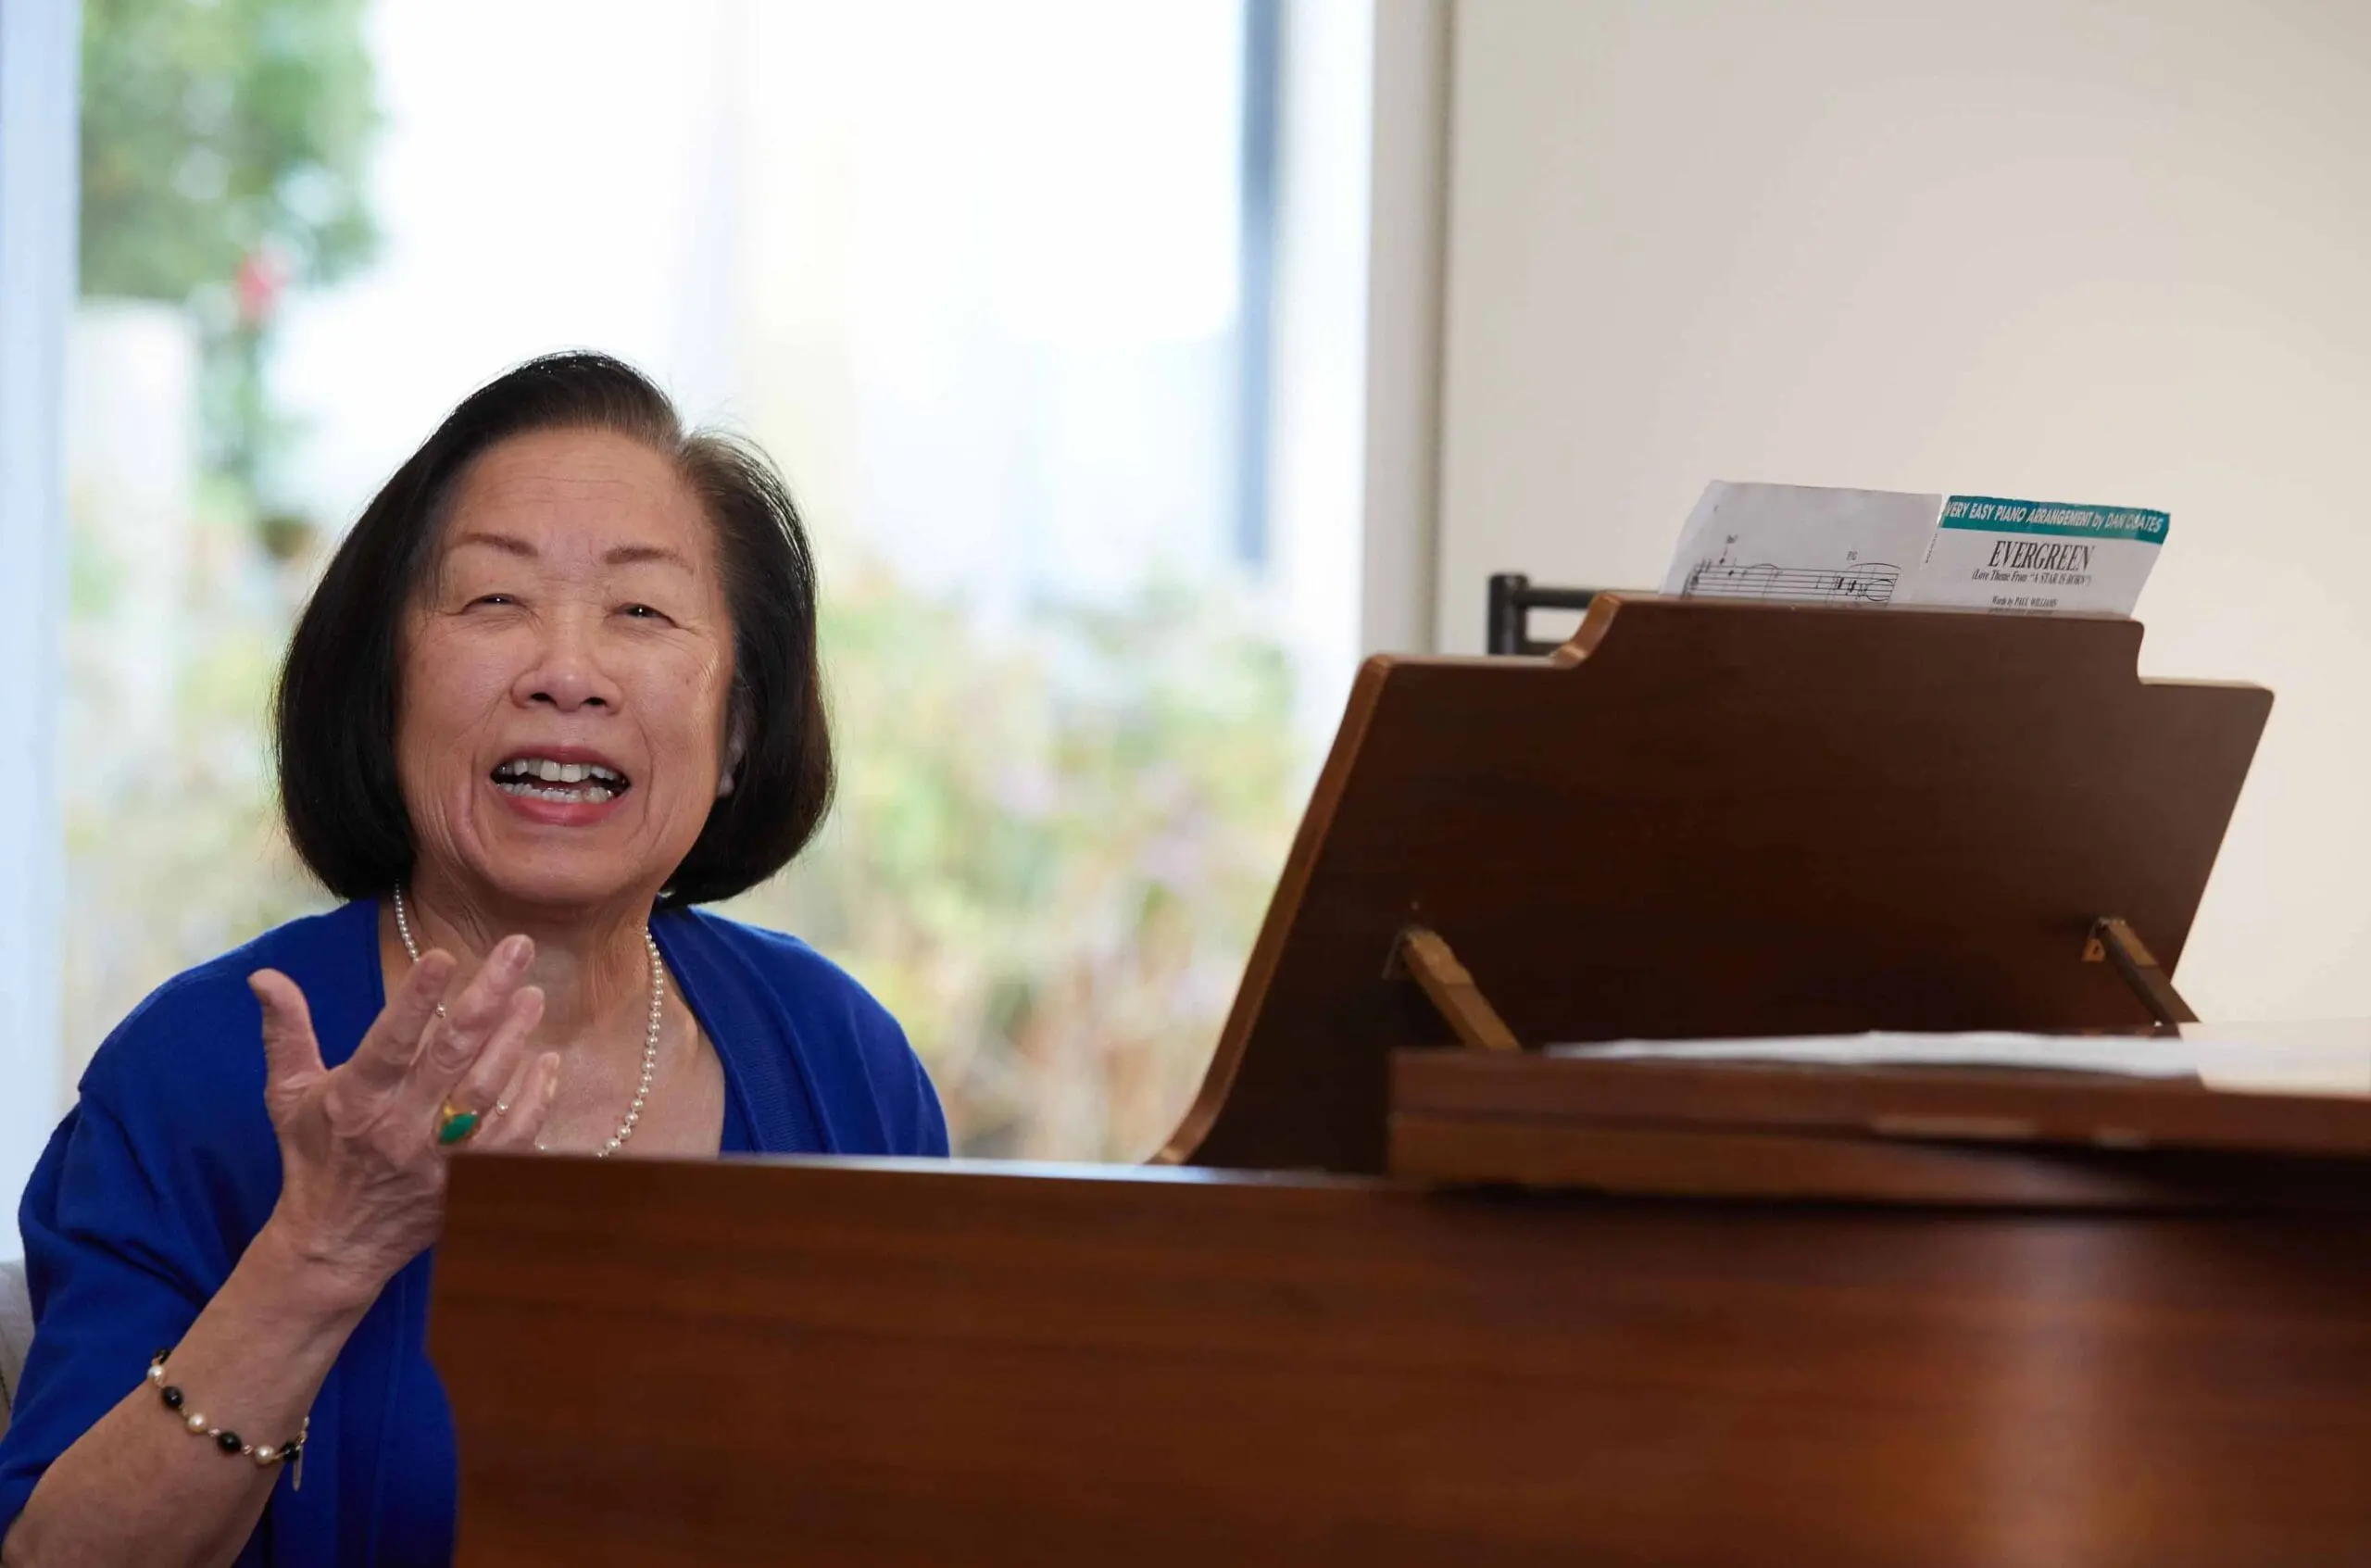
xmin=240 ymin=1211 xmax=390 ymax=1328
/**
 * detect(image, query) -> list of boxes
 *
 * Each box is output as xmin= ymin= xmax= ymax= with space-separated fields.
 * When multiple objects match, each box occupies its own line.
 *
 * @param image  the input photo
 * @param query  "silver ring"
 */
xmin=492 ymin=1099 xmax=511 ymax=1119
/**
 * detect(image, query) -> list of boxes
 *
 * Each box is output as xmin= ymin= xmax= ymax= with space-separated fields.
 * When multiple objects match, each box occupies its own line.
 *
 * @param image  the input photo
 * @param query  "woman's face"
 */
xmin=396 ymin=427 xmax=735 ymax=914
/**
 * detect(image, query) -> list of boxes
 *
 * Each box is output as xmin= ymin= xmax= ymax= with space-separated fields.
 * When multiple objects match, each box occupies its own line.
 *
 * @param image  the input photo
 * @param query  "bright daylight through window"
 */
xmin=61 ymin=0 xmax=1352 ymax=1160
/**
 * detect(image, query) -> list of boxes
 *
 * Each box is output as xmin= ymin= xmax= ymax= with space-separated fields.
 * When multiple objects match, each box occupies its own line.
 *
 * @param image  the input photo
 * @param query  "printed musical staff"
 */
xmin=1680 ymin=559 xmax=1901 ymax=606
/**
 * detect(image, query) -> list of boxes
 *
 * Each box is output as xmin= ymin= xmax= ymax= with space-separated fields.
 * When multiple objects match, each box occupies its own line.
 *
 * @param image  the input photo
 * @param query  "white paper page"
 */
xmin=1659 ymin=482 xmax=1942 ymax=607
xmin=1549 ymin=1031 xmax=2198 ymax=1077
xmin=1897 ymin=495 xmax=2167 ymax=615
xmin=2186 ymin=1020 xmax=2371 ymax=1098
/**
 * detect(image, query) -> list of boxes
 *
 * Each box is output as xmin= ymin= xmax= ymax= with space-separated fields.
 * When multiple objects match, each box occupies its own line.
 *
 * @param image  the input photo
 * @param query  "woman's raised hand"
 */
xmin=246 ymin=937 xmax=562 ymax=1310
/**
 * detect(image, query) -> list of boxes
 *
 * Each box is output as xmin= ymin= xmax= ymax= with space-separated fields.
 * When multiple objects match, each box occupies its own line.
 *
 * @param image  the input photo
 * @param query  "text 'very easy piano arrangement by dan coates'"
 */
xmin=1680 ymin=559 xmax=1901 ymax=605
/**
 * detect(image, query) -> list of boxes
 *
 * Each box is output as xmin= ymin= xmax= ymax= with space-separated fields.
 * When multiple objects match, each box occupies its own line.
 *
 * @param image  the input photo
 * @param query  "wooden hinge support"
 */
xmin=1388 ymin=927 xmax=1522 ymax=1052
xmin=2084 ymin=916 xmax=2198 ymax=1027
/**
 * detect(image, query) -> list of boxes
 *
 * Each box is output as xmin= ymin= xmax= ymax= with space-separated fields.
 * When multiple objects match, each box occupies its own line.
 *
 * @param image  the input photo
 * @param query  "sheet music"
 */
xmin=1549 ymin=1026 xmax=2371 ymax=1097
xmin=1660 ymin=482 xmax=2166 ymax=614
xmin=1896 ymin=495 xmax=2167 ymax=615
xmin=1659 ymin=483 xmax=1941 ymax=605
xmin=1549 ymin=1032 xmax=2198 ymax=1077
xmin=1681 ymin=561 xmax=1901 ymax=606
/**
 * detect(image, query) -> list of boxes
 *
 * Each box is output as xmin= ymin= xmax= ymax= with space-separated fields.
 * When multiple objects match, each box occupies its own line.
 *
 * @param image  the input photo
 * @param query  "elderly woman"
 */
xmin=0 ymin=353 xmax=947 ymax=1567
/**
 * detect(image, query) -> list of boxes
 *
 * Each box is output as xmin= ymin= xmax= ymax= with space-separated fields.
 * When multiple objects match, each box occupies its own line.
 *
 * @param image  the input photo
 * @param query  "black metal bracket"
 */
xmin=1487 ymin=573 xmax=1606 ymax=656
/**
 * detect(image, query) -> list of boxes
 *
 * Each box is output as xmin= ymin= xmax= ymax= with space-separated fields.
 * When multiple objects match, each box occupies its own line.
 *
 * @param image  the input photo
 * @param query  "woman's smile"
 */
xmin=489 ymin=746 xmax=634 ymax=825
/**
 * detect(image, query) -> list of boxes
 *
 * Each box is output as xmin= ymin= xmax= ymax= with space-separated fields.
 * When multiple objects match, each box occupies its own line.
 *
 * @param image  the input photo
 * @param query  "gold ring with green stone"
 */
xmin=435 ymin=1100 xmax=483 ymax=1147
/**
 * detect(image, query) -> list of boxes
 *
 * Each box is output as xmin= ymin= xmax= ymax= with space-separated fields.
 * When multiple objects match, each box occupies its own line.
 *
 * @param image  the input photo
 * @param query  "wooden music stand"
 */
xmin=1162 ymin=596 xmax=2271 ymax=1173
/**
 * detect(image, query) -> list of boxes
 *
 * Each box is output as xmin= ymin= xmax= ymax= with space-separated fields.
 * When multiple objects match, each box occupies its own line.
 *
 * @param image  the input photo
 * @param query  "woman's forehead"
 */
xmin=441 ymin=428 xmax=713 ymax=568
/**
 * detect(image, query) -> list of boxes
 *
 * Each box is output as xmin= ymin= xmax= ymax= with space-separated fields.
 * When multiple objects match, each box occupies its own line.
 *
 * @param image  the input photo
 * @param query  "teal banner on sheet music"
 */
xmin=1938 ymin=496 xmax=2169 ymax=544
xmin=1661 ymin=482 xmax=2168 ymax=617
xmin=1916 ymin=493 xmax=2165 ymax=612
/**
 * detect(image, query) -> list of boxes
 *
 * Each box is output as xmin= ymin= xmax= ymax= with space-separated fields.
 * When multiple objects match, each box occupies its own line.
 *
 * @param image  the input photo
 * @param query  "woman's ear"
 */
xmin=716 ymin=716 xmax=747 ymax=798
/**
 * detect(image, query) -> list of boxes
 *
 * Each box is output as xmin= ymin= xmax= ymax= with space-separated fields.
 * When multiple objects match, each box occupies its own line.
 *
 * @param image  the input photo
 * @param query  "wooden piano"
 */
xmin=433 ymin=597 xmax=2371 ymax=1566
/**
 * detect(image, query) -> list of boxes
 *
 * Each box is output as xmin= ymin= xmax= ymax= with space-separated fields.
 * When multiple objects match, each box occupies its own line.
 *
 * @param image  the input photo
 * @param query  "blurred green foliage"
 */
xmin=730 ymin=567 xmax=1302 ymax=1159
xmin=79 ymin=0 xmax=379 ymax=488
xmin=60 ymin=493 xmax=332 ymax=1072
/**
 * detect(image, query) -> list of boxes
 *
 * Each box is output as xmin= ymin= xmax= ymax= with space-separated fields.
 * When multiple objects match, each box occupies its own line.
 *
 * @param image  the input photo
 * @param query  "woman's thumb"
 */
xmin=250 ymin=970 xmax=326 ymax=1104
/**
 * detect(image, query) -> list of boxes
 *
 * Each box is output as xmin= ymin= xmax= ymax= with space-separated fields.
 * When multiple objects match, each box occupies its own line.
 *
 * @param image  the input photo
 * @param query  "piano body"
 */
xmin=434 ymin=599 xmax=2371 ymax=1566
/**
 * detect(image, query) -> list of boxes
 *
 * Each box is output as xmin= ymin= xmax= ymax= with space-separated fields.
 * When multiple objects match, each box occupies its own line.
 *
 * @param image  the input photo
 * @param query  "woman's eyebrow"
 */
xmin=604 ymin=543 xmax=694 ymax=572
xmin=446 ymin=533 xmax=691 ymax=572
xmin=450 ymin=530 xmax=537 ymax=558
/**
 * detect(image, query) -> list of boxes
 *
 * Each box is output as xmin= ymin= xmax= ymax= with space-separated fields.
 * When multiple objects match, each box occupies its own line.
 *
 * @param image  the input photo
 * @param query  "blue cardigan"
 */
xmin=0 ymin=898 xmax=947 ymax=1565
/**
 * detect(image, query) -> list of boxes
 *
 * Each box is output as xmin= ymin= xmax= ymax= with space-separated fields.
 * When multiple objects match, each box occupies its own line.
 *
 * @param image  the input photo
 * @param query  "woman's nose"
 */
xmin=512 ymin=615 xmax=621 ymax=712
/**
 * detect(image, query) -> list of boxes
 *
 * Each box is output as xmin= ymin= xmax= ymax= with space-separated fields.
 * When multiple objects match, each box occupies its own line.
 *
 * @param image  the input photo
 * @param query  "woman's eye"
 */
xmin=468 ymin=594 xmax=515 ymax=608
xmin=621 ymin=603 xmax=664 ymax=621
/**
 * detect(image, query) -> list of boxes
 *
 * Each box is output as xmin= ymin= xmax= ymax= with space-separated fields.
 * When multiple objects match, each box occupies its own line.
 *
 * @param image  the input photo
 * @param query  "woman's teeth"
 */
xmin=493 ymin=758 xmax=626 ymax=804
xmin=498 ymin=780 xmax=616 ymax=803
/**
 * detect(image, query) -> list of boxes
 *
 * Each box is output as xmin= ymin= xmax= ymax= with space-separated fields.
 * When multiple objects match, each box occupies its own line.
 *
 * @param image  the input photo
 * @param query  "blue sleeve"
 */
xmin=0 ymin=1098 xmax=218 ymax=1541
xmin=879 ymin=1014 xmax=951 ymax=1159
xmin=827 ymin=962 xmax=948 ymax=1158
xmin=683 ymin=913 xmax=952 ymax=1159
xmin=0 ymin=972 xmax=279 ymax=1550
xmin=801 ymin=956 xmax=949 ymax=1157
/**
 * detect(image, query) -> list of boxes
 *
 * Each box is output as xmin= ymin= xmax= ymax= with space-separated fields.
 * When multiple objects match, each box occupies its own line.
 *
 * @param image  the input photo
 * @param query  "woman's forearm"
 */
xmin=0 ymin=1220 xmax=377 ymax=1568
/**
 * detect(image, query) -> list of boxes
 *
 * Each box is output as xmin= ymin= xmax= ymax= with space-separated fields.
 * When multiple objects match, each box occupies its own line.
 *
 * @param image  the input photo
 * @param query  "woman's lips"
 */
xmin=491 ymin=751 xmax=631 ymax=794
xmin=488 ymin=771 xmax=629 ymax=827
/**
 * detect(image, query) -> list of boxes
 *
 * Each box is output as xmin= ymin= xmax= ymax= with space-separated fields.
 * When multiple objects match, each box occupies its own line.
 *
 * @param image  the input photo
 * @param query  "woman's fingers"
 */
xmin=251 ymin=971 xmax=327 ymax=1119
xmin=292 ymin=931 xmax=546 ymax=1156
xmin=442 ymin=985 xmax=545 ymax=1132
xmin=471 ymin=1051 xmax=563 ymax=1153
xmin=342 ymin=948 xmax=462 ymax=1096
xmin=385 ymin=935 xmax=536 ymax=1116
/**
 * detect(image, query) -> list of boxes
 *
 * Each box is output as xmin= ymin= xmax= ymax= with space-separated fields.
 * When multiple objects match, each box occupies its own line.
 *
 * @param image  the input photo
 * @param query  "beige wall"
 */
xmin=1435 ymin=0 xmax=2371 ymax=1021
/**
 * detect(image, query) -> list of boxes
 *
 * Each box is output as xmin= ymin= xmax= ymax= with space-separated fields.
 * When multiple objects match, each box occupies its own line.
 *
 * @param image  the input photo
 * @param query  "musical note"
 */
xmin=1680 ymin=559 xmax=1901 ymax=606
xmin=1660 ymin=483 xmax=1942 ymax=608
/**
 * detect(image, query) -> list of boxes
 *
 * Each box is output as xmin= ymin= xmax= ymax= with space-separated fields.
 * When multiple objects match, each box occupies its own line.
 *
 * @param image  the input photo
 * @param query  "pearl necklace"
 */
xmin=391 ymin=886 xmax=664 ymax=1158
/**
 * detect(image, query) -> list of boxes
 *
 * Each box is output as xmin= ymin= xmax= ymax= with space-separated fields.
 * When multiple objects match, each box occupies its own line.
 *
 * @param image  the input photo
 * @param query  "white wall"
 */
xmin=1358 ymin=0 xmax=1449 ymax=659
xmin=1435 ymin=0 xmax=2371 ymax=1022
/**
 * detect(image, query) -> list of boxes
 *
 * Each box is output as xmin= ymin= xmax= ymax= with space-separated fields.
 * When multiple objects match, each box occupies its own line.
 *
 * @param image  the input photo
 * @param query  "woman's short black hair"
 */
xmin=275 ymin=350 xmax=833 ymax=907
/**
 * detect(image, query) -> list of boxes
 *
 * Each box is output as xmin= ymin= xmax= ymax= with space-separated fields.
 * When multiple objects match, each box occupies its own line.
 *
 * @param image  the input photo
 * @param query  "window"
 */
xmin=56 ymin=0 xmax=1362 ymax=1161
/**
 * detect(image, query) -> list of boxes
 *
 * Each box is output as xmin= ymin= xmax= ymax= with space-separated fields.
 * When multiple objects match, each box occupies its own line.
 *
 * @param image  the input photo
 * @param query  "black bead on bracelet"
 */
xmin=147 ymin=1350 xmax=308 ymax=1490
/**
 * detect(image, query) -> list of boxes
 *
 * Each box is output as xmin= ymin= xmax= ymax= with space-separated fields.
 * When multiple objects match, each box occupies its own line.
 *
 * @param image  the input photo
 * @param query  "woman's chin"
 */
xmin=463 ymin=859 xmax=659 ymax=914
xmin=450 ymin=822 xmax=668 ymax=913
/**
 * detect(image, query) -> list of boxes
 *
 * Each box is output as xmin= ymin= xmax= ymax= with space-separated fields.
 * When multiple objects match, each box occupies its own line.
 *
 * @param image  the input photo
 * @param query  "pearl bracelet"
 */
xmin=146 ymin=1350 xmax=308 ymax=1490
